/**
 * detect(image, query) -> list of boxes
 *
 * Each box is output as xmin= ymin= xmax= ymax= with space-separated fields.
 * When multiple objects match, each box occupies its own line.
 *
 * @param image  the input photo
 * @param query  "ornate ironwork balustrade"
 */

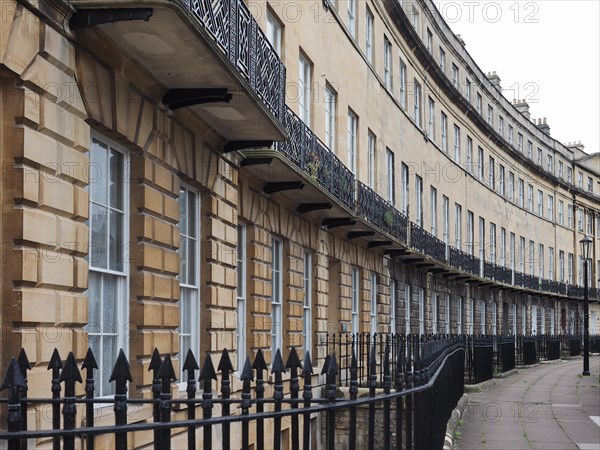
xmin=357 ymin=182 xmax=408 ymax=243
xmin=410 ymin=224 xmax=447 ymax=262
xmin=189 ymin=0 xmax=286 ymax=121
xmin=276 ymin=107 xmax=355 ymax=209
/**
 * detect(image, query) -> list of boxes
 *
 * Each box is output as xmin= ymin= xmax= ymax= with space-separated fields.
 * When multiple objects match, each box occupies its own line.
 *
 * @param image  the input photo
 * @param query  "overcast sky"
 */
xmin=435 ymin=0 xmax=600 ymax=154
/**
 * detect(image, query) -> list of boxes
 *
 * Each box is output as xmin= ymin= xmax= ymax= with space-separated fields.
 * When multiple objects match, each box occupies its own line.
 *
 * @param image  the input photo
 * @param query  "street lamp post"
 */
xmin=579 ymin=235 xmax=592 ymax=376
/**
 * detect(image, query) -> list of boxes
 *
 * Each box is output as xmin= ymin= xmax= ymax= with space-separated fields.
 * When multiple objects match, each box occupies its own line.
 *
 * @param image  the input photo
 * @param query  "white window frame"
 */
xmin=445 ymin=293 xmax=451 ymax=334
xmin=415 ymin=175 xmax=423 ymax=226
xmin=441 ymin=112 xmax=448 ymax=152
xmin=386 ymin=148 xmax=395 ymax=203
xmin=348 ymin=0 xmax=356 ymax=37
xmin=178 ymin=185 xmax=201 ymax=383
xmin=236 ymin=223 xmax=247 ymax=372
xmin=302 ymin=251 xmax=313 ymax=354
xmin=402 ymin=163 xmax=409 ymax=216
xmin=455 ymin=203 xmax=462 ymax=249
xmin=432 ymin=292 xmax=438 ymax=334
xmin=370 ymin=272 xmax=378 ymax=333
xmin=428 ymin=97 xmax=435 ymax=138
xmin=266 ymin=10 xmax=282 ymax=56
xmin=480 ymin=300 xmax=486 ymax=334
xmin=351 ymin=267 xmax=360 ymax=333
xmin=414 ymin=80 xmax=422 ymax=127
xmin=390 ymin=279 xmax=397 ymax=333
xmin=271 ymin=239 xmax=283 ymax=356
xmin=453 ymin=124 xmax=461 ymax=163
xmin=368 ymin=131 xmax=376 ymax=189
xmin=365 ymin=7 xmax=374 ymax=63
xmin=466 ymin=211 xmax=474 ymax=255
xmin=430 ymin=186 xmax=437 ymax=236
xmin=400 ymin=59 xmax=407 ymax=109
xmin=384 ymin=37 xmax=393 ymax=90
xmin=86 ymin=135 xmax=130 ymax=398
xmin=405 ymin=284 xmax=411 ymax=334
xmin=418 ymin=288 xmax=425 ymax=334
xmin=442 ymin=195 xmax=449 ymax=245
xmin=299 ymin=53 xmax=311 ymax=125
xmin=324 ymin=84 xmax=337 ymax=151
xmin=457 ymin=296 xmax=463 ymax=334
xmin=347 ymin=109 xmax=358 ymax=174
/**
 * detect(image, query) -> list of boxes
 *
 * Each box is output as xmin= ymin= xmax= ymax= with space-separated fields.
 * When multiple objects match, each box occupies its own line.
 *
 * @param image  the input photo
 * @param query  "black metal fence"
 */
xmin=0 ymin=337 xmax=464 ymax=450
xmin=464 ymin=334 xmax=600 ymax=385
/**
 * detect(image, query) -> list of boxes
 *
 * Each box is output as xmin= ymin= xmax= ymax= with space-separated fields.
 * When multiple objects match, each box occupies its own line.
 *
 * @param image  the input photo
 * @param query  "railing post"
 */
xmin=218 ymin=349 xmax=234 ymax=450
xmin=110 ymin=349 xmax=132 ymax=450
xmin=199 ymin=352 xmax=217 ymax=449
xmin=382 ymin=341 xmax=392 ymax=450
xmin=148 ymin=348 xmax=162 ymax=449
xmin=240 ymin=356 xmax=253 ymax=450
xmin=368 ymin=342 xmax=377 ymax=450
xmin=285 ymin=348 xmax=302 ymax=450
xmin=302 ymin=351 xmax=314 ymax=450
xmin=182 ymin=349 xmax=199 ymax=450
xmin=59 ymin=352 xmax=82 ymax=450
xmin=272 ymin=349 xmax=286 ymax=450
xmin=157 ymin=354 xmax=177 ymax=450
xmin=252 ymin=349 xmax=268 ymax=450
xmin=16 ymin=349 xmax=30 ymax=450
xmin=47 ymin=348 xmax=63 ymax=450
xmin=395 ymin=336 xmax=405 ymax=450
xmin=82 ymin=348 xmax=98 ymax=450
xmin=348 ymin=345 xmax=358 ymax=450
xmin=1 ymin=358 xmax=27 ymax=450
xmin=324 ymin=352 xmax=338 ymax=450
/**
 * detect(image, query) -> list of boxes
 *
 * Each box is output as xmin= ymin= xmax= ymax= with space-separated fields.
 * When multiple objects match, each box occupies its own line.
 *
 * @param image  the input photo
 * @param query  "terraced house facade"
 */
xmin=0 ymin=0 xmax=599 ymax=446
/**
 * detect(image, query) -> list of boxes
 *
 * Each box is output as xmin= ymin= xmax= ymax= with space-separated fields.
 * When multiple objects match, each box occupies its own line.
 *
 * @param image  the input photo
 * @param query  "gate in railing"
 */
xmin=0 ymin=338 xmax=464 ymax=450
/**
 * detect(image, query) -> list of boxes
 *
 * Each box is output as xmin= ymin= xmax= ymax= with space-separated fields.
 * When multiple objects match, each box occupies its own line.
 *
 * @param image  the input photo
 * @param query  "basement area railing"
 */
xmin=0 ymin=338 xmax=464 ymax=450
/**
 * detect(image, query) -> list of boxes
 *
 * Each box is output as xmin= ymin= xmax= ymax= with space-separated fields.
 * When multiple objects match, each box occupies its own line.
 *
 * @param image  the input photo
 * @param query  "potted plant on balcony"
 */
xmin=306 ymin=150 xmax=321 ymax=180
xmin=384 ymin=209 xmax=394 ymax=228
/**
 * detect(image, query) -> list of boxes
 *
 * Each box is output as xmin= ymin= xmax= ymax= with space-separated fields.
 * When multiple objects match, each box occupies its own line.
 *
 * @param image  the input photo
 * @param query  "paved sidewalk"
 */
xmin=456 ymin=356 xmax=600 ymax=450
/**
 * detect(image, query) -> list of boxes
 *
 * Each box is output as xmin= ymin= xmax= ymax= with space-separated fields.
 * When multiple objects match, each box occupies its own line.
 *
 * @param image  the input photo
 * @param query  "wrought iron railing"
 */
xmin=448 ymin=247 xmax=481 ymax=276
xmin=357 ymin=182 xmax=408 ymax=243
xmin=188 ymin=0 xmax=285 ymax=121
xmin=495 ymin=265 xmax=513 ymax=284
xmin=0 ymin=340 xmax=464 ymax=450
xmin=276 ymin=107 xmax=355 ymax=209
xmin=410 ymin=223 xmax=447 ymax=262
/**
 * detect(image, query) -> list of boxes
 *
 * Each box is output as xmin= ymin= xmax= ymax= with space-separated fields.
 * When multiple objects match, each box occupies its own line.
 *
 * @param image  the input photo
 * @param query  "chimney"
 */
xmin=456 ymin=34 xmax=466 ymax=46
xmin=487 ymin=71 xmax=501 ymax=90
xmin=565 ymin=141 xmax=585 ymax=153
xmin=513 ymin=99 xmax=530 ymax=120
xmin=534 ymin=117 xmax=551 ymax=136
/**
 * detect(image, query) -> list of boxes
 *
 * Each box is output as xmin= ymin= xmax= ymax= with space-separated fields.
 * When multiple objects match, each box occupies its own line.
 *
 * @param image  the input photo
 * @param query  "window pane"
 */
xmin=187 ymin=237 xmax=196 ymax=286
xmin=102 ymin=276 xmax=117 ymax=333
xmin=102 ymin=335 xmax=118 ymax=396
xmin=87 ymin=271 xmax=102 ymax=332
xmin=179 ymin=190 xmax=188 ymax=236
xmin=91 ymin=139 xmax=108 ymax=204
xmin=90 ymin=203 xmax=108 ymax=269
xmin=180 ymin=236 xmax=188 ymax=285
xmin=109 ymin=149 xmax=123 ymax=209
xmin=109 ymin=209 xmax=123 ymax=272
xmin=187 ymin=191 xmax=196 ymax=238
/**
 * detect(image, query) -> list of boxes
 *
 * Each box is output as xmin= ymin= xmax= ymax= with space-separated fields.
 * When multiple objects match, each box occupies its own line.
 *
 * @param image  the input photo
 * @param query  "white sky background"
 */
xmin=434 ymin=0 xmax=600 ymax=154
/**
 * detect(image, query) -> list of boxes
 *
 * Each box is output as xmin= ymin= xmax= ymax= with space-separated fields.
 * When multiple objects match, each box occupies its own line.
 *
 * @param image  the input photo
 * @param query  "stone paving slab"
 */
xmin=456 ymin=357 xmax=600 ymax=450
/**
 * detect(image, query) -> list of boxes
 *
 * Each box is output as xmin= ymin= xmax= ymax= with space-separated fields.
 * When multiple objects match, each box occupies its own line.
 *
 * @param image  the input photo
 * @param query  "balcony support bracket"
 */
xmin=70 ymin=8 xmax=153 ymax=30
xmin=368 ymin=240 xmax=393 ymax=249
xmin=347 ymin=231 xmax=375 ymax=240
xmin=224 ymin=140 xmax=273 ymax=153
xmin=322 ymin=218 xmax=356 ymax=229
xmin=163 ymin=88 xmax=233 ymax=110
xmin=263 ymin=181 xmax=304 ymax=194
xmin=240 ymin=157 xmax=273 ymax=167
xmin=297 ymin=203 xmax=332 ymax=214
